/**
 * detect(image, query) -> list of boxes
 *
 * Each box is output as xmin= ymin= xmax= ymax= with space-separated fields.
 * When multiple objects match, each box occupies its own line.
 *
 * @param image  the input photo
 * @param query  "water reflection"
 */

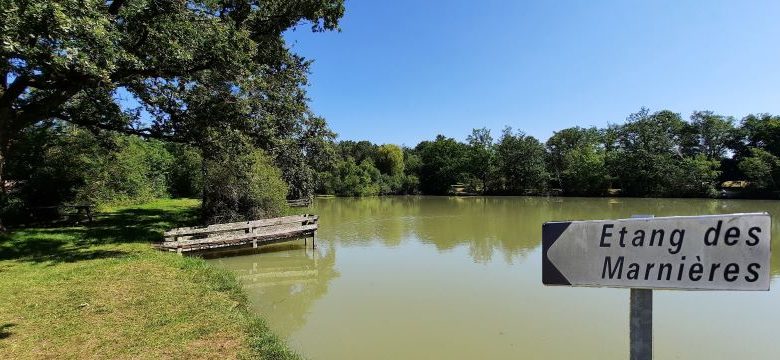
xmin=313 ymin=196 xmax=780 ymax=270
xmin=211 ymin=243 xmax=339 ymax=336
xmin=211 ymin=197 xmax=780 ymax=359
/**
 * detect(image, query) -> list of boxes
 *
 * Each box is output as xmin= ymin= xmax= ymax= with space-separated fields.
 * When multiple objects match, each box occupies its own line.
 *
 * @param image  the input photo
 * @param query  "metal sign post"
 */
xmin=630 ymin=288 xmax=652 ymax=360
xmin=630 ymin=215 xmax=653 ymax=360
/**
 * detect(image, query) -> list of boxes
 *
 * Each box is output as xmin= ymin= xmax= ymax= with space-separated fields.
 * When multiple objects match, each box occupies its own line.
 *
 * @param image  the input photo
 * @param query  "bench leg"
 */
xmin=252 ymin=239 xmax=258 ymax=249
xmin=177 ymin=248 xmax=183 ymax=256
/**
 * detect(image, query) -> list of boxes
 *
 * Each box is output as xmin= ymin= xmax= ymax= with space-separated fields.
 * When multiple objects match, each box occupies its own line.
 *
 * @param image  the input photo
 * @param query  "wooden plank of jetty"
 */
xmin=154 ymin=214 xmax=318 ymax=255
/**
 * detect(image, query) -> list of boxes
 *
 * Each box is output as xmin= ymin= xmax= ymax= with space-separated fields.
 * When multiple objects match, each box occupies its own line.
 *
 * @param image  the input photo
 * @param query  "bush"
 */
xmin=670 ymin=155 xmax=721 ymax=197
xmin=0 ymin=191 xmax=27 ymax=226
xmin=738 ymin=148 xmax=780 ymax=192
xmin=75 ymin=134 xmax=174 ymax=205
xmin=330 ymin=158 xmax=381 ymax=196
xmin=7 ymin=124 xmax=176 ymax=208
xmin=202 ymin=143 xmax=288 ymax=224
xmin=166 ymin=143 xmax=204 ymax=198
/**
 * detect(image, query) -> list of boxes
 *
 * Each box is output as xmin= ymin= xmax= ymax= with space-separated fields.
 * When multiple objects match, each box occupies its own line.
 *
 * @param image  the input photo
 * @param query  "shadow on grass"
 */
xmin=0 ymin=323 xmax=15 ymax=339
xmin=0 ymin=205 xmax=199 ymax=264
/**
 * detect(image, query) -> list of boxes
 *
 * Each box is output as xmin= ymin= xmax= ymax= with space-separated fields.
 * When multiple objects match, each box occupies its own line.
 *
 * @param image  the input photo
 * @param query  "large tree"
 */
xmin=415 ymin=135 xmax=469 ymax=195
xmin=0 ymin=0 xmax=344 ymax=227
xmin=606 ymin=109 xmax=720 ymax=197
xmin=545 ymin=126 xmax=606 ymax=195
xmin=465 ymin=127 xmax=495 ymax=193
xmin=736 ymin=113 xmax=780 ymax=158
xmin=494 ymin=127 xmax=548 ymax=194
xmin=685 ymin=111 xmax=735 ymax=160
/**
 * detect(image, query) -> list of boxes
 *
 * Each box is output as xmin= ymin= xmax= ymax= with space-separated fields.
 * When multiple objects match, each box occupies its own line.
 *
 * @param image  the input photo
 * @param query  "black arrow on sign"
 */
xmin=542 ymin=221 xmax=572 ymax=286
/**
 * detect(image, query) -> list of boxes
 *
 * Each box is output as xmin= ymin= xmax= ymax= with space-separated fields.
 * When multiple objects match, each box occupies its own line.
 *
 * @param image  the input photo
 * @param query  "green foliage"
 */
xmin=6 ymin=123 xmax=177 ymax=209
xmin=560 ymin=146 xmax=608 ymax=196
xmin=329 ymin=158 xmax=380 ymax=197
xmin=7 ymin=105 xmax=780 ymax=228
xmin=166 ymin=143 xmax=204 ymax=198
xmin=77 ymin=134 xmax=174 ymax=204
xmin=0 ymin=0 xmax=345 ymax=141
xmin=314 ymin=109 xmax=775 ymax=199
xmin=466 ymin=128 xmax=496 ymax=193
xmin=400 ymin=174 xmax=421 ymax=194
xmin=738 ymin=148 xmax=780 ymax=191
xmin=0 ymin=0 xmax=344 ymax=227
xmin=337 ymin=141 xmax=378 ymax=164
xmin=546 ymin=127 xmax=606 ymax=195
xmin=606 ymin=109 xmax=689 ymax=196
xmin=376 ymin=144 xmax=405 ymax=176
xmin=493 ymin=128 xmax=549 ymax=194
xmin=416 ymin=135 xmax=470 ymax=195
xmin=267 ymin=115 xmax=337 ymax=200
xmin=737 ymin=114 xmax=780 ymax=158
xmin=201 ymin=132 xmax=288 ymax=224
xmin=318 ymin=142 xmax=419 ymax=196
xmin=601 ymin=109 xmax=728 ymax=197
xmin=672 ymin=155 xmax=721 ymax=197
xmin=403 ymin=150 xmax=423 ymax=175
xmin=0 ymin=191 xmax=25 ymax=225
xmin=686 ymin=111 xmax=736 ymax=159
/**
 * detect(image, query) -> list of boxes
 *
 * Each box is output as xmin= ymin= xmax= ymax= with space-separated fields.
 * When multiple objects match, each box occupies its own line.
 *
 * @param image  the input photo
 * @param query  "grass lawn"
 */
xmin=0 ymin=199 xmax=301 ymax=359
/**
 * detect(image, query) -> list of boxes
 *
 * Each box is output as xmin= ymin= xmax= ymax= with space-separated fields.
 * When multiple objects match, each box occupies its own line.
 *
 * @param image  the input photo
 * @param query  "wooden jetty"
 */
xmin=154 ymin=214 xmax=318 ymax=255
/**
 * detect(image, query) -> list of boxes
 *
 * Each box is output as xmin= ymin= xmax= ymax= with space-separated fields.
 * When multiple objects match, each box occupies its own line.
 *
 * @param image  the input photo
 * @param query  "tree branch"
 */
xmin=0 ymin=75 xmax=30 ymax=107
xmin=54 ymin=110 xmax=178 ymax=141
xmin=1 ymin=68 xmax=8 ymax=91
xmin=14 ymin=86 xmax=82 ymax=130
xmin=108 ymin=0 xmax=127 ymax=16
xmin=113 ymin=60 xmax=217 ymax=82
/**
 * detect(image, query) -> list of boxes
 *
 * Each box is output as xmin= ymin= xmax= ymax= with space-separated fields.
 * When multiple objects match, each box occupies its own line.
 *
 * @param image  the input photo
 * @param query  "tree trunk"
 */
xmin=0 ymin=109 xmax=14 ymax=232
xmin=0 ymin=136 xmax=7 ymax=232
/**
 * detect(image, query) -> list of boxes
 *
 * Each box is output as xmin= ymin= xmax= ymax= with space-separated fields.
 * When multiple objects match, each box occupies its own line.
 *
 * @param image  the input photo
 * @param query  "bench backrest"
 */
xmin=163 ymin=214 xmax=318 ymax=241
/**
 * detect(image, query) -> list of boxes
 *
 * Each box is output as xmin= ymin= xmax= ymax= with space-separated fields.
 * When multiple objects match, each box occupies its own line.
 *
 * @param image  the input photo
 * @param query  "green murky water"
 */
xmin=209 ymin=196 xmax=780 ymax=359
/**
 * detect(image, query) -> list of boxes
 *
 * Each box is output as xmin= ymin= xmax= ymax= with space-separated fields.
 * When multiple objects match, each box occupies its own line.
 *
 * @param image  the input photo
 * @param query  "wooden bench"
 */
xmin=286 ymin=198 xmax=311 ymax=207
xmin=154 ymin=214 xmax=318 ymax=255
xmin=30 ymin=203 xmax=95 ymax=223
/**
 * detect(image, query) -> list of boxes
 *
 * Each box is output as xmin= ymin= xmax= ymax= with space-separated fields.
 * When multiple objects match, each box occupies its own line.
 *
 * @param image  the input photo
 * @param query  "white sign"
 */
xmin=542 ymin=213 xmax=771 ymax=290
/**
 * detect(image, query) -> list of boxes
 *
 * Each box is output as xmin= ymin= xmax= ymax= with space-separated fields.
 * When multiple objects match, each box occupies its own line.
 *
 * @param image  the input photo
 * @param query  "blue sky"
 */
xmin=284 ymin=0 xmax=780 ymax=145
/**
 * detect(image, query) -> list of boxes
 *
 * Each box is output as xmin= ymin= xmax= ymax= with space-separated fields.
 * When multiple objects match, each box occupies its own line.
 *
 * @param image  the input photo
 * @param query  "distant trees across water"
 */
xmin=317 ymin=109 xmax=780 ymax=198
xmin=2 ymin=108 xmax=778 ymax=227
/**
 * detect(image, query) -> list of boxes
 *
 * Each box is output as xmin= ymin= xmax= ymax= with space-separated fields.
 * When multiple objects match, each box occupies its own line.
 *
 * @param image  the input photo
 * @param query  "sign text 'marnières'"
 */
xmin=542 ymin=213 xmax=771 ymax=291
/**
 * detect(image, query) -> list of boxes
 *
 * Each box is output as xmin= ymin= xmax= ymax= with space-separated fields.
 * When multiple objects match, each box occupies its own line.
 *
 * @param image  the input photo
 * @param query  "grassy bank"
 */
xmin=0 ymin=199 xmax=300 ymax=359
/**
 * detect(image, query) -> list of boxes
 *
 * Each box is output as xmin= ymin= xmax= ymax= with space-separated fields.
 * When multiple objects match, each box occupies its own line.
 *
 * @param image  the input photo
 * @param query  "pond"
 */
xmin=209 ymin=196 xmax=780 ymax=359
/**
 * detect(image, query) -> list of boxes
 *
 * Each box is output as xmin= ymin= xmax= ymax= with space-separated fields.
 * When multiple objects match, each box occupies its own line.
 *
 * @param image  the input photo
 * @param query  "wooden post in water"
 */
xmin=630 ymin=215 xmax=653 ymax=360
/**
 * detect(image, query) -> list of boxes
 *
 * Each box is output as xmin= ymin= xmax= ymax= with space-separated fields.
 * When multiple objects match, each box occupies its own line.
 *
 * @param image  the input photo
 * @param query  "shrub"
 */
xmin=75 ymin=134 xmax=174 ymax=205
xmin=167 ymin=143 xmax=204 ymax=198
xmin=202 ymin=145 xmax=288 ymax=224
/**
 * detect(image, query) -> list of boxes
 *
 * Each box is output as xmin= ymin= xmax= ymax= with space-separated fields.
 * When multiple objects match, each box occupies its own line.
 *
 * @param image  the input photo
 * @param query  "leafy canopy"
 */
xmin=0 ymin=0 xmax=344 ymax=178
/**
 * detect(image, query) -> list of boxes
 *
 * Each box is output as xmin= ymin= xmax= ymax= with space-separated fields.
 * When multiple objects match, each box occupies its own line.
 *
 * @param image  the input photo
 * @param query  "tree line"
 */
xmin=316 ymin=109 xmax=780 ymax=198
xmin=3 ymin=107 xmax=778 ymax=228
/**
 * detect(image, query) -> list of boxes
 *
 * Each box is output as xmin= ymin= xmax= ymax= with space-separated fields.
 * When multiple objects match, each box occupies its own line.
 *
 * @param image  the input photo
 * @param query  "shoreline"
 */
xmin=0 ymin=199 xmax=300 ymax=359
